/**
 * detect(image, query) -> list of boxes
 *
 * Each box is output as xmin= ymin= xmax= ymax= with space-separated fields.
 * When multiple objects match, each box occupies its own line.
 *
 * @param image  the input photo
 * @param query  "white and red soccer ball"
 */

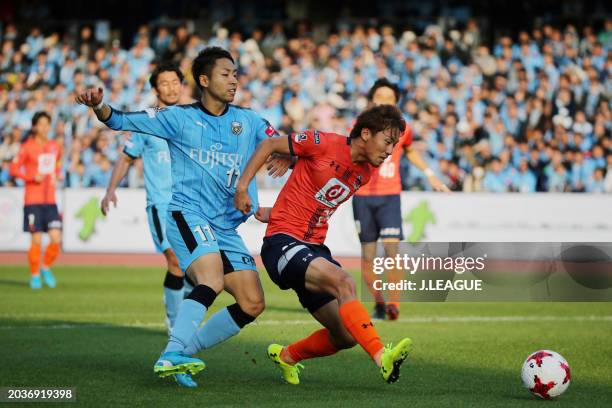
xmin=521 ymin=350 xmax=571 ymax=399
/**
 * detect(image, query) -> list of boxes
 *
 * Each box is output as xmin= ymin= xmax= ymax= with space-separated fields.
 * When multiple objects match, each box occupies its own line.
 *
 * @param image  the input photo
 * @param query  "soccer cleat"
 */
xmin=30 ymin=275 xmax=42 ymax=289
xmin=267 ymin=344 xmax=304 ymax=385
xmin=40 ymin=268 xmax=56 ymax=288
xmin=153 ymin=352 xmax=205 ymax=378
xmin=372 ymin=303 xmax=386 ymax=320
xmin=386 ymin=304 xmax=400 ymax=321
xmin=174 ymin=373 xmax=198 ymax=388
xmin=380 ymin=338 xmax=412 ymax=384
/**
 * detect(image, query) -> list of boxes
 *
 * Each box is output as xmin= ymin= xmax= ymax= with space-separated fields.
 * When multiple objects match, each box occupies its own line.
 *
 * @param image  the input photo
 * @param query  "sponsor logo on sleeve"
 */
xmin=294 ymin=132 xmax=308 ymax=143
xmin=265 ymin=123 xmax=278 ymax=137
xmin=144 ymin=106 xmax=167 ymax=118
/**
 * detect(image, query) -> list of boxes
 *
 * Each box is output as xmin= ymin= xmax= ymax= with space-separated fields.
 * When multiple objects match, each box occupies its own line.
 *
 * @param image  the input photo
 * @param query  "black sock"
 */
xmin=187 ymin=284 xmax=218 ymax=308
xmin=227 ymin=303 xmax=256 ymax=328
xmin=163 ymin=271 xmax=184 ymax=290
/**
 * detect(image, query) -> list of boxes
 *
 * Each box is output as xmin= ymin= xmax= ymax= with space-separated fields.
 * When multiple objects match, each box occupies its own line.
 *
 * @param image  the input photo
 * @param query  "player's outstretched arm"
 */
xmin=76 ymin=87 xmax=178 ymax=139
xmin=75 ymin=87 xmax=112 ymax=122
xmin=234 ymin=136 xmax=290 ymax=214
xmin=406 ymin=147 xmax=451 ymax=192
xmin=101 ymin=153 xmax=134 ymax=216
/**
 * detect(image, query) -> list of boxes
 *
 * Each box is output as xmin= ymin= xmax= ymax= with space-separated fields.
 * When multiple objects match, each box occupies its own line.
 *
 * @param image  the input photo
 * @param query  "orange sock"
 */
xmin=28 ymin=243 xmax=41 ymax=276
xmin=42 ymin=243 xmax=60 ymax=269
xmin=286 ymin=328 xmax=339 ymax=363
xmin=338 ymin=300 xmax=384 ymax=360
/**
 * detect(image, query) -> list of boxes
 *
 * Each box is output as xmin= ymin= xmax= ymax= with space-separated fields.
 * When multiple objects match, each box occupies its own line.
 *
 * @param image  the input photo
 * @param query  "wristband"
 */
xmin=93 ymin=101 xmax=105 ymax=111
xmin=424 ymin=168 xmax=435 ymax=177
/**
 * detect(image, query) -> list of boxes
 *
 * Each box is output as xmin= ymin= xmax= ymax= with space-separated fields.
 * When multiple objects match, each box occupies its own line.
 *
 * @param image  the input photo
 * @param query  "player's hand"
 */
xmin=266 ymin=154 xmax=292 ymax=178
xmin=429 ymin=175 xmax=451 ymax=193
xmin=254 ymin=207 xmax=272 ymax=223
xmin=34 ymin=174 xmax=44 ymax=183
xmin=234 ymin=188 xmax=252 ymax=215
xmin=100 ymin=190 xmax=118 ymax=216
xmin=75 ymin=87 xmax=104 ymax=107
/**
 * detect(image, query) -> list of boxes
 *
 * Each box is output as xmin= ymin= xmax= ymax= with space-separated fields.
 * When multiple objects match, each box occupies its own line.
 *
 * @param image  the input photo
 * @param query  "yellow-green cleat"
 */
xmin=153 ymin=352 xmax=206 ymax=378
xmin=267 ymin=344 xmax=304 ymax=385
xmin=380 ymin=338 xmax=412 ymax=384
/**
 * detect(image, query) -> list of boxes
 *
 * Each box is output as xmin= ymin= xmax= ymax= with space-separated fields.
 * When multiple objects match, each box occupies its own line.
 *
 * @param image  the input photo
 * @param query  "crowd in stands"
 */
xmin=1 ymin=18 xmax=611 ymax=192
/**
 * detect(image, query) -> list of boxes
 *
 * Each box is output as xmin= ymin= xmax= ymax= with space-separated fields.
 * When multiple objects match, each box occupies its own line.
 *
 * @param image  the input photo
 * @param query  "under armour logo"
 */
xmin=361 ymin=322 xmax=374 ymax=329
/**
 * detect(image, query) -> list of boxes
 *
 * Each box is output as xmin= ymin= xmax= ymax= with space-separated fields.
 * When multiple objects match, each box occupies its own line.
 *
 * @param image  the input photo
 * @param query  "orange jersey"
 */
xmin=266 ymin=130 xmax=371 ymax=244
xmin=10 ymin=137 xmax=62 ymax=205
xmin=355 ymin=126 xmax=412 ymax=196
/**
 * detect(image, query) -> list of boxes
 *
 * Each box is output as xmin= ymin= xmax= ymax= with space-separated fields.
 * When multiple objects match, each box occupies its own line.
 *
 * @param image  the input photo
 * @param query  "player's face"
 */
xmin=372 ymin=86 xmax=397 ymax=106
xmin=154 ymin=71 xmax=182 ymax=106
xmin=365 ymin=127 xmax=400 ymax=167
xmin=33 ymin=117 xmax=50 ymax=139
xmin=204 ymin=58 xmax=238 ymax=103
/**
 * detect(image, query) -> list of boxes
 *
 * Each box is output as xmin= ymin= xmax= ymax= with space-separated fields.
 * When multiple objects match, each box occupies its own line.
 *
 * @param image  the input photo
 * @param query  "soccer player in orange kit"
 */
xmin=10 ymin=112 xmax=62 ymax=289
xmin=354 ymin=79 xmax=449 ymax=320
xmin=235 ymin=104 xmax=412 ymax=385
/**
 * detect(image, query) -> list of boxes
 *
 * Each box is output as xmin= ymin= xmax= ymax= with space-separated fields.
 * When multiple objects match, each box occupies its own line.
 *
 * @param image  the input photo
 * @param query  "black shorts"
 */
xmin=23 ymin=204 xmax=62 ymax=233
xmin=352 ymin=194 xmax=403 ymax=243
xmin=261 ymin=233 xmax=338 ymax=313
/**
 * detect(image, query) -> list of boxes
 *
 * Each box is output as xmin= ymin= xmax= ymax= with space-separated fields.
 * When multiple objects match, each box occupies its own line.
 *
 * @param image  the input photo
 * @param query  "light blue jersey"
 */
xmin=104 ymin=102 xmax=275 ymax=230
xmin=123 ymin=132 xmax=173 ymax=208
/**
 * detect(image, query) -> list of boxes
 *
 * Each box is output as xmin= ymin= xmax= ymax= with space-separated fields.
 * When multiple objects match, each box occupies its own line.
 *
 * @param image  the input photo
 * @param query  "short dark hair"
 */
xmin=367 ymin=78 xmax=400 ymax=102
xmin=31 ymin=111 xmax=51 ymax=127
xmin=149 ymin=61 xmax=184 ymax=89
xmin=191 ymin=47 xmax=235 ymax=91
xmin=349 ymin=104 xmax=406 ymax=139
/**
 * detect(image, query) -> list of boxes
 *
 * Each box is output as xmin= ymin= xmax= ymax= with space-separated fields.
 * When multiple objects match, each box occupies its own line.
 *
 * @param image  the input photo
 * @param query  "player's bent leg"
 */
xmin=184 ymin=269 xmax=263 ymax=355
xmin=304 ymin=257 xmax=412 ymax=379
xmin=155 ymin=249 xmax=223 ymax=378
xmin=277 ymin=299 xmax=356 ymax=370
xmin=166 ymin=253 xmax=224 ymax=352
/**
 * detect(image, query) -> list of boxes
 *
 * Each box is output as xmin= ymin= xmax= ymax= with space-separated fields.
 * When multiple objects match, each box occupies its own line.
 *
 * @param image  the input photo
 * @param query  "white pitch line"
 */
xmin=0 ymin=315 xmax=610 ymax=330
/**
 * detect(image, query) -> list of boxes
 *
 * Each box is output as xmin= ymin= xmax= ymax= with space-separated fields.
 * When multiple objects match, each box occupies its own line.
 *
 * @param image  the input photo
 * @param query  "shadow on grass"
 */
xmin=0 ymin=317 xmax=610 ymax=408
xmin=0 ymin=278 xmax=28 ymax=287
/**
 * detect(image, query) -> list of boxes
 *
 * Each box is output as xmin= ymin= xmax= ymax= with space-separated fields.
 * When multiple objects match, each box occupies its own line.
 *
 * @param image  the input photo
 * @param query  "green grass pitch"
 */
xmin=0 ymin=265 xmax=611 ymax=407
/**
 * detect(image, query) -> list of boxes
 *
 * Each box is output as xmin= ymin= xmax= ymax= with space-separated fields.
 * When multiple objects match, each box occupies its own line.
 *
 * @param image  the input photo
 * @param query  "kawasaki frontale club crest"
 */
xmin=231 ymin=121 xmax=243 ymax=135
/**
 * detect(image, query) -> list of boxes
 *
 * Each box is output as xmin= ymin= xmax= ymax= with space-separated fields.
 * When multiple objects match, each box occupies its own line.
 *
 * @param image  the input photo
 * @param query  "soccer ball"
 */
xmin=521 ymin=350 xmax=571 ymax=399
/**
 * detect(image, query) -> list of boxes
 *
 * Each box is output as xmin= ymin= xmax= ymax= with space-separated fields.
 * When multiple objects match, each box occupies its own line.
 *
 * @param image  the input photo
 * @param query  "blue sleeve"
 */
xmin=123 ymin=133 xmax=145 ymax=159
xmin=104 ymin=106 xmax=182 ymax=140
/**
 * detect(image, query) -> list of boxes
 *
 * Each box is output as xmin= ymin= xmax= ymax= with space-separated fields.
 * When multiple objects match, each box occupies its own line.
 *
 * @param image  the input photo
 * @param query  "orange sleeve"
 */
xmin=288 ymin=130 xmax=327 ymax=158
xmin=9 ymin=143 xmax=34 ymax=182
xmin=402 ymin=125 xmax=413 ymax=148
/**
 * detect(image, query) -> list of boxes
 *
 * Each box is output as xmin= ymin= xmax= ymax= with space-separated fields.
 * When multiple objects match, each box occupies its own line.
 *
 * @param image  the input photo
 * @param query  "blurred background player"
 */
xmin=100 ymin=62 xmax=187 ymax=332
xmin=353 ymin=79 xmax=450 ymax=321
xmin=10 ymin=112 xmax=62 ymax=289
xmin=77 ymin=47 xmax=290 ymax=388
xmin=235 ymin=104 xmax=412 ymax=385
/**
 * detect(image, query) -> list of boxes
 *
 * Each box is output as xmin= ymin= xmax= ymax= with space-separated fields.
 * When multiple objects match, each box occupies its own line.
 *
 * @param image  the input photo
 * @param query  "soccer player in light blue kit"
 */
xmin=100 ymin=62 xmax=188 ymax=333
xmin=77 ymin=47 xmax=290 ymax=388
